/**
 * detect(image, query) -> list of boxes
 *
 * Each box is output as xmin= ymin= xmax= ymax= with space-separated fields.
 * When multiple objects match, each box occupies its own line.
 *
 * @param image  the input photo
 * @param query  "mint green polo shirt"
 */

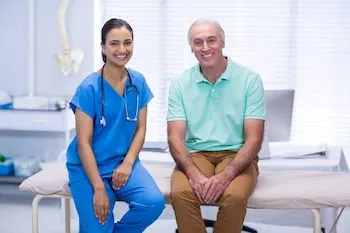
xmin=167 ymin=57 xmax=265 ymax=152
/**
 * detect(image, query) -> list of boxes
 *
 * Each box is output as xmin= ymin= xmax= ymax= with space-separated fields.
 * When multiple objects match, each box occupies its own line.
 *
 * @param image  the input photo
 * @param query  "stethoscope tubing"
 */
xmin=100 ymin=65 xmax=139 ymax=127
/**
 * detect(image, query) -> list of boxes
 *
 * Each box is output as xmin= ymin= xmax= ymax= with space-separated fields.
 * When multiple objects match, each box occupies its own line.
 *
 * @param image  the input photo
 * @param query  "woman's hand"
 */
xmin=93 ymin=187 xmax=110 ymax=224
xmin=112 ymin=161 xmax=133 ymax=190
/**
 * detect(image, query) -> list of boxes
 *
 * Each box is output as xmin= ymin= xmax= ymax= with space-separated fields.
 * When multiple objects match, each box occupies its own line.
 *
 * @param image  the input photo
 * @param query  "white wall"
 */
xmin=0 ymin=0 xmax=99 ymax=161
xmin=0 ymin=1 xmax=29 ymax=95
xmin=0 ymin=0 xmax=99 ymax=97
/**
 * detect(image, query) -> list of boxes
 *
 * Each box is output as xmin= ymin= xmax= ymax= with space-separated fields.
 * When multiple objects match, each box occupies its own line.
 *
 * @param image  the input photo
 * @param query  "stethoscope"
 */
xmin=99 ymin=65 xmax=139 ymax=127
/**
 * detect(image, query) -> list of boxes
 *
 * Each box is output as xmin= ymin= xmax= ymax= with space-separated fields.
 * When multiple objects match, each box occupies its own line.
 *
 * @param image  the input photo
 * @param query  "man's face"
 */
xmin=189 ymin=24 xmax=225 ymax=68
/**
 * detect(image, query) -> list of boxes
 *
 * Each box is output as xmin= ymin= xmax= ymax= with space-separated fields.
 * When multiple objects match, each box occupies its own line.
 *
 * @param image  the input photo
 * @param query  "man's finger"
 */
xmin=194 ymin=189 xmax=204 ymax=203
xmin=201 ymin=180 xmax=211 ymax=198
xmin=204 ymin=186 xmax=215 ymax=203
xmin=212 ymin=191 xmax=222 ymax=203
xmin=207 ymin=188 xmax=218 ymax=203
xmin=204 ymin=183 xmax=217 ymax=203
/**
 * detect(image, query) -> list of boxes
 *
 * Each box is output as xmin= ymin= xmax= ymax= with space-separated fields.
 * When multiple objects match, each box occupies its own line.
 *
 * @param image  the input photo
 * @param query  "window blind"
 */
xmin=290 ymin=0 xmax=350 ymax=146
xmin=164 ymin=0 xmax=293 ymax=90
xmin=102 ymin=0 xmax=293 ymax=142
xmin=101 ymin=0 xmax=165 ymax=141
xmin=101 ymin=1 xmax=350 ymax=148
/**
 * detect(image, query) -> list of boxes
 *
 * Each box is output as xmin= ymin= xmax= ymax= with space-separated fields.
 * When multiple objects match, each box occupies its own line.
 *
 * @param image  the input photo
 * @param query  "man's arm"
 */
xmin=167 ymin=121 xmax=195 ymax=174
xmin=223 ymin=72 xmax=265 ymax=179
xmin=167 ymin=120 xmax=208 ymax=203
xmin=202 ymin=119 xmax=264 ymax=203
xmin=222 ymin=118 xmax=264 ymax=180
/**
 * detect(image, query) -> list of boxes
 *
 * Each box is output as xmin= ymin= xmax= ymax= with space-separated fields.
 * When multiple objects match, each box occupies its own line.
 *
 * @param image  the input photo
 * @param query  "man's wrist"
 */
xmin=186 ymin=169 xmax=196 ymax=179
xmin=222 ymin=166 xmax=237 ymax=181
xmin=186 ymin=165 xmax=202 ymax=179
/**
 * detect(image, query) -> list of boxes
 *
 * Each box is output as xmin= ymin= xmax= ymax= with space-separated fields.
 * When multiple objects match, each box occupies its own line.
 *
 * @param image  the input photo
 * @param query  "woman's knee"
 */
xmin=149 ymin=191 xmax=166 ymax=215
xmin=80 ymin=218 xmax=115 ymax=233
xmin=138 ymin=190 xmax=165 ymax=218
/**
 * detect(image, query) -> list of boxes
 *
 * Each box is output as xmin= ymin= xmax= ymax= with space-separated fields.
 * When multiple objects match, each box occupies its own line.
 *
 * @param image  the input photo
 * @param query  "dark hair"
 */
xmin=101 ymin=18 xmax=134 ymax=63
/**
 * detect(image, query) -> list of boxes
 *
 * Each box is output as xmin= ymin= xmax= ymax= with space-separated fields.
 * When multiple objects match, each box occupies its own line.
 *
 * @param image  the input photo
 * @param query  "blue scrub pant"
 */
xmin=69 ymin=160 xmax=165 ymax=233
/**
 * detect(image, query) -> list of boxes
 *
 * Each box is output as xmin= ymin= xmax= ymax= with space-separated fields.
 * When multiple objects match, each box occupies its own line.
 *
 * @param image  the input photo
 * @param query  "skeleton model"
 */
xmin=57 ymin=0 xmax=84 ymax=76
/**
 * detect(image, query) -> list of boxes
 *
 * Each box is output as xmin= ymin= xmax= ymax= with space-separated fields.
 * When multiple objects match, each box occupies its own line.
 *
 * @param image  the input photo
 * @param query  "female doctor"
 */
xmin=66 ymin=18 xmax=165 ymax=233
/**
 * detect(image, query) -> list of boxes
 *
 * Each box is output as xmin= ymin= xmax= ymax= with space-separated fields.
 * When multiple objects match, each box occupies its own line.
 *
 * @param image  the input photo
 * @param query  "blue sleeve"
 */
xmin=139 ymin=77 xmax=154 ymax=110
xmin=70 ymin=83 xmax=95 ymax=119
xmin=244 ymin=73 xmax=266 ymax=120
xmin=167 ymin=79 xmax=187 ymax=121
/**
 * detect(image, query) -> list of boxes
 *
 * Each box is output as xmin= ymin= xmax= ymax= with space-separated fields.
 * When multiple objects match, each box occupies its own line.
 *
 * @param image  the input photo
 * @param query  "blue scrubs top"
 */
xmin=66 ymin=68 xmax=153 ymax=183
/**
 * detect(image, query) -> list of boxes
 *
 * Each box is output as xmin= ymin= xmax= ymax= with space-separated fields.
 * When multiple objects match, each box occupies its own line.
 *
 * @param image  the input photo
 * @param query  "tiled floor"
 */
xmin=0 ymin=193 xmax=349 ymax=233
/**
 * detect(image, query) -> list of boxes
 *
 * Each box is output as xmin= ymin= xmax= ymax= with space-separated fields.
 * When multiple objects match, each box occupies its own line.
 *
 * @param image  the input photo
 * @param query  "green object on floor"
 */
xmin=0 ymin=154 xmax=6 ymax=163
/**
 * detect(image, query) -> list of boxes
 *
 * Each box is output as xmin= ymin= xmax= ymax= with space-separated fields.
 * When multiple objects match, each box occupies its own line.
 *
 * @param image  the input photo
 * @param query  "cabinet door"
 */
xmin=0 ymin=110 xmax=74 ymax=132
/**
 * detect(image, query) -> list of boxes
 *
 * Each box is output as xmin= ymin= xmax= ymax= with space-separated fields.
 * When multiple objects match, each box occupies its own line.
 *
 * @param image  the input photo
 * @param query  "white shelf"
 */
xmin=0 ymin=108 xmax=75 ymax=185
xmin=0 ymin=109 xmax=75 ymax=132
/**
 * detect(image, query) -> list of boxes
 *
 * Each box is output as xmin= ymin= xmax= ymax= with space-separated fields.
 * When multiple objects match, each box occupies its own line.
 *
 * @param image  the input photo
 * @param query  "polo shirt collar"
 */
xmin=194 ymin=57 xmax=234 ymax=83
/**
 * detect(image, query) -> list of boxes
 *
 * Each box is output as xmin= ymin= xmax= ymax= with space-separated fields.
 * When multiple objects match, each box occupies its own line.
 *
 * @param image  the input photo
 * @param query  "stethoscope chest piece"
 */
xmin=100 ymin=115 xmax=106 ymax=127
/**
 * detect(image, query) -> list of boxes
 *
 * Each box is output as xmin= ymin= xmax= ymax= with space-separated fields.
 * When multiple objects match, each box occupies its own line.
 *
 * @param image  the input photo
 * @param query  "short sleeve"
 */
xmin=139 ymin=78 xmax=154 ymax=109
xmin=70 ymin=83 xmax=95 ymax=119
xmin=244 ymin=74 xmax=266 ymax=120
xmin=167 ymin=79 xmax=186 ymax=121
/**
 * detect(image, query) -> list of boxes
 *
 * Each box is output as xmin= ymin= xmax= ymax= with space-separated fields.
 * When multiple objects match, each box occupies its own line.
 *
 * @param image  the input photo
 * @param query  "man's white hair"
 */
xmin=187 ymin=18 xmax=225 ymax=45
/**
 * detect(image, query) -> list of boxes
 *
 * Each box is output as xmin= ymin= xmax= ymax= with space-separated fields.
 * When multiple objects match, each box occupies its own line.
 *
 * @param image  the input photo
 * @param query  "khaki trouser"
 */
xmin=171 ymin=151 xmax=259 ymax=233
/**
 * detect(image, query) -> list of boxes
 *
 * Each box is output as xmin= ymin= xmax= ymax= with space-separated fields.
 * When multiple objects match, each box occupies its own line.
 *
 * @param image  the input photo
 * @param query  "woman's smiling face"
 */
xmin=102 ymin=26 xmax=134 ymax=67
